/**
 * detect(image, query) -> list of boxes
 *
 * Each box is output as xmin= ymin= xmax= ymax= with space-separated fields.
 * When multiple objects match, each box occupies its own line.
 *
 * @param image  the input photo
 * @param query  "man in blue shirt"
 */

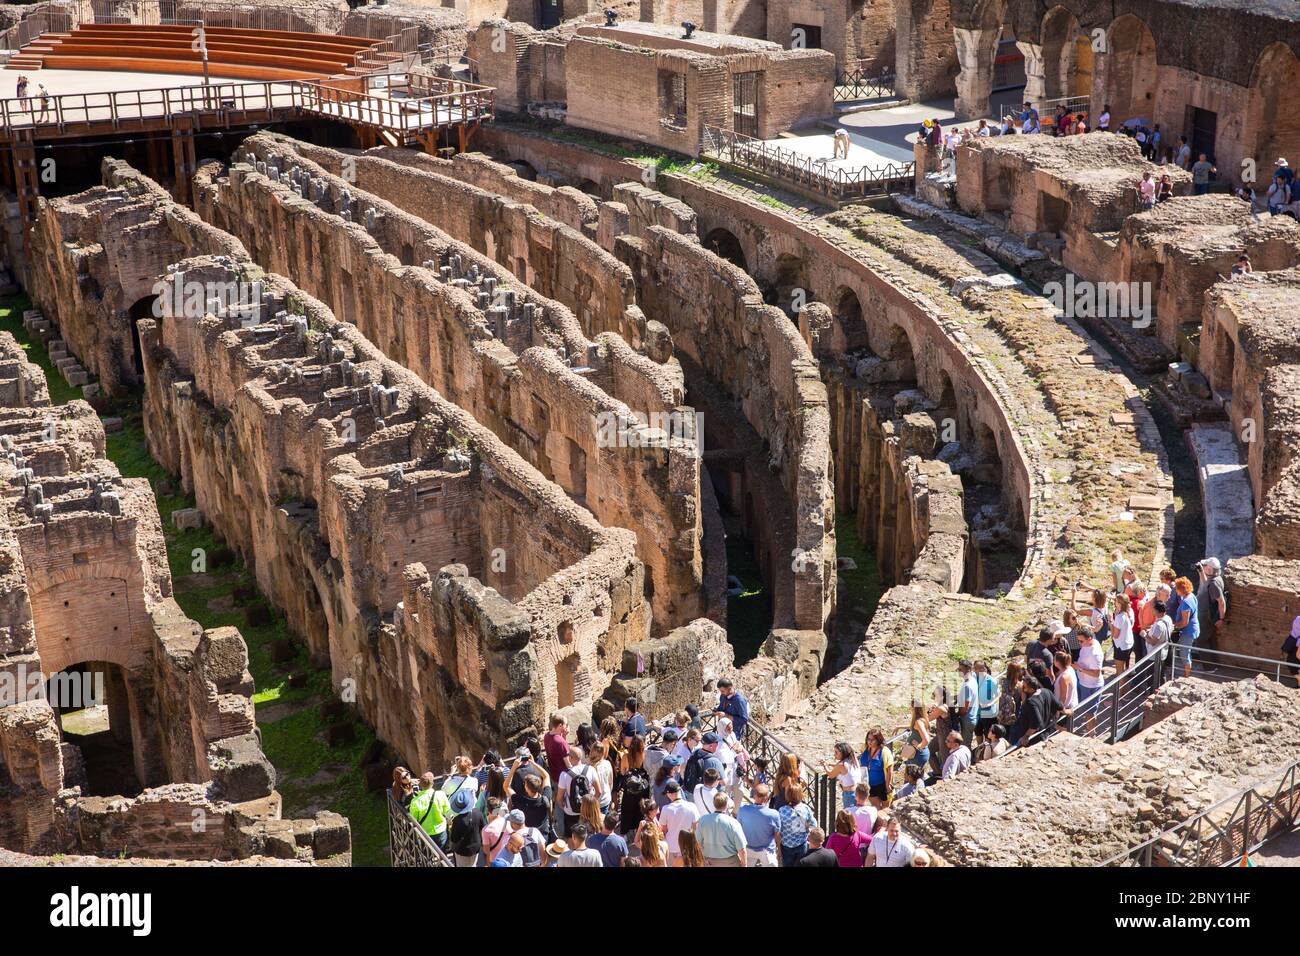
xmin=621 ymin=697 xmax=646 ymax=745
xmin=715 ymin=679 xmax=749 ymax=736
xmin=736 ymin=782 xmax=781 ymax=866
xmin=697 ymin=791 xmax=747 ymax=866
xmin=586 ymin=812 xmax=627 ymax=867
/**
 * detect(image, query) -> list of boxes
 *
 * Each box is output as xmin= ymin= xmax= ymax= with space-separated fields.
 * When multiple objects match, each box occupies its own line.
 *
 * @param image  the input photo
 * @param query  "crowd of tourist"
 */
xmin=392 ymin=552 xmax=1229 ymax=868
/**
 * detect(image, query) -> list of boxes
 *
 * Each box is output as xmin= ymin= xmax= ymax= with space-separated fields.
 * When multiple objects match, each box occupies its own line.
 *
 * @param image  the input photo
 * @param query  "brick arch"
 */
xmin=29 ymin=560 xmax=147 ymax=676
xmin=1248 ymin=42 xmax=1300 ymax=175
xmin=1099 ymin=13 xmax=1157 ymax=128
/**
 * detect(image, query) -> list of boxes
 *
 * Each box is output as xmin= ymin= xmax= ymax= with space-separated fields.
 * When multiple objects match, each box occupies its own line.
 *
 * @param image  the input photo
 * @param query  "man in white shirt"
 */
xmin=851 ymin=783 xmax=877 ymax=837
xmin=956 ymin=661 xmax=978 ymax=746
xmin=941 ymin=730 xmax=971 ymax=780
xmin=659 ymin=779 xmax=700 ymax=865
xmin=1098 ymin=105 xmax=1111 ymax=131
xmin=1074 ymin=629 xmax=1105 ymax=707
xmin=693 ymin=767 xmax=727 ymax=815
xmin=867 ymin=814 xmax=915 ymax=867
xmin=557 ymin=745 xmax=601 ymax=835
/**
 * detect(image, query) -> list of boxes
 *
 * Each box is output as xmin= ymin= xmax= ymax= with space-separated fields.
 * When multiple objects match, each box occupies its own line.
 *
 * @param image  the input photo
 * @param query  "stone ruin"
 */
xmin=0 ymin=331 xmax=348 ymax=863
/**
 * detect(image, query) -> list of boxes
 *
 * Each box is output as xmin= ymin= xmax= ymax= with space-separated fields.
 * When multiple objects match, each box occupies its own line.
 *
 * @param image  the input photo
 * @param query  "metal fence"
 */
xmin=388 ymin=790 xmax=455 ymax=867
xmin=701 ymin=124 xmax=913 ymax=201
xmin=0 ymin=1 xmax=79 ymax=50
xmin=834 ymin=64 xmax=895 ymax=102
xmin=1098 ymin=758 xmax=1300 ymax=867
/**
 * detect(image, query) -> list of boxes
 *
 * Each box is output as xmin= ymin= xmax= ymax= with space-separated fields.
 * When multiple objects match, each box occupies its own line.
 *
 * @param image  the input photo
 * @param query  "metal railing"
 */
xmin=387 ymin=789 xmax=455 ymax=867
xmin=701 ymin=124 xmax=913 ymax=201
xmin=1098 ymin=757 xmax=1300 ymax=867
xmin=834 ymin=64 xmax=895 ymax=103
xmin=0 ymin=78 xmax=299 ymax=134
xmin=0 ymin=2 xmax=79 ymax=50
xmin=349 ymin=24 xmax=420 ymax=75
xmin=0 ymin=72 xmax=493 ymax=140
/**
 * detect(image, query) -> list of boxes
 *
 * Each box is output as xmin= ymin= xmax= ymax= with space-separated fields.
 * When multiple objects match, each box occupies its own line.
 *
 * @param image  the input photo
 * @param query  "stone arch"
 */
xmin=127 ymin=294 xmax=157 ymax=377
xmin=767 ymin=253 xmax=809 ymax=315
xmin=876 ymin=323 xmax=917 ymax=380
xmin=833 ymin=286 xmax=870 ymax=351
xmin=49 ymin=659 xmax=144 ymax=796
xmin=704 ymin=226 xmax=747 ymax=272
xmin=1249 ymin=43 xmax=1300 ymax=177
xmin=508 ymin=159 xmax=539 ymax=181
xmin=29 ymin=561 xmax=145 ymax=677
xmin=1100 ymin=14 xmax=1157 ymax=128
xmin=934 ymin=368 xmax=957 ymax=412
xmin=954 ymin=0 xmax=1008 ymax=119
xmin=1040 ymin=6 xmax=1091 ymax=101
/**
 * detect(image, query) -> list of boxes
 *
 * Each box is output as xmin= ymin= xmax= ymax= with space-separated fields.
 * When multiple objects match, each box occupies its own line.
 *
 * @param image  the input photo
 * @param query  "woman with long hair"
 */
xmin=998 ymin=660 xmax=1023 ymax=728
xmin=1110 ymin=592 xmax=1135 ymax=674
xmin=676 ymin=828 xmax=705 ymax=867
xmin=579 ymin=792 xmax=602 ymax=834
xmin=619 ymin=734 xmax=651 ymax=835
xmin=638 ymin=820 xmax=669 ymax=867
xmin=588 ymin=741 xmax=613 ymax=814
xmin=391 ymin=766 xmax=415 ymax=808
xmin=905 ymin=703 xmax=930 ymax=770
xmin=772 ymin=751 xmax=803 ymax=813
xmin=475 ymin=765 xmax=508 ymax=816
xmin=777 ymin=782 xmax=816 ymax=866
xmin=825 ymin=741 xmax=862 ymax=810
xmin=825 ymin=808 xmax=867 ymax=867
xmin=860 ymin=732 xmax=892 ymax=804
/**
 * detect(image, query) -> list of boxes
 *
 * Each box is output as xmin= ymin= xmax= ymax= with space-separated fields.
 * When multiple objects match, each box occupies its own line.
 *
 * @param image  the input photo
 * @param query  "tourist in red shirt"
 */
xmin=543 ymin=713 xmax=570 ymax=782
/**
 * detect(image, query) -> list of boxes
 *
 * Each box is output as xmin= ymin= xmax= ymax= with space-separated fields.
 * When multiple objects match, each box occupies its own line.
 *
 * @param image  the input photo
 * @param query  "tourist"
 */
xmin=441 ymin=755 xmax=478 ymax=796
xmin=473 ymin=749 xmax=504 ymax=790
xmin=409 ymin=772 xmax=452 ymax=849
xmin=928 ymin=119 xmax=943 ymax=148
xmin=36 ymin=83 xmax=49 ymax=123
xmin=490 ymin=831 xmax=526 ymax=868
xmin=481 ymin=797 xmax=511 ymax=864
xmin=1284 ymin=606 xmax=1300 ymax=679
xmin=976 ymin=723 xmax=1008 ymax=762
xmin=903 ymin=700 xmax=931 ymax=769
xmin=637 ymin=820 xmax=669 ymax=867
xmin=652 ymin=753 xmax=683 ymax=810
xmin=543 ymin=713 xmax=570 ymax=782
xmin=833 ymin=127 xmax=851 ymax=160
xmin=927 ymin=685 xmax=956 ymax=773
xmin=1134 ymin=125 xmax=1149 ymax=157
xmin=475 ymin=764 xmax=508 ymax=817
xmin=955 ymin=660 xmax=978 ymax=746
xmin=851 ymin=781 xmax=878 ymax=834
xmin=825 ymin=740 xmax=863 ymax=809
xmin=714 ymin=714 xmax=745 ymax=800
xmin=645 ymin=728 xmax=672 ymax=779
xmin=676 ymin=829 xmax=706 ymax=867
xmin=1133 ymin=582 xmax=1155 ymax=633
xmin=826 ymin=809 xmax=867 ymax=867
xmin=716 ymin=677 xmax=750 ymax=735
xmin=796 ymin=827 xmax=839 ymax=867
xmin=1136 ymin=171 xmax=1157 ymax=209
xmin=867 ymin=813 xmax=915 ymax=867
xmin=391 ymin=766 xmax=415 ymax=808
xmin=737 ymin=782 xmax=782 ymax=866
xmin=1053 ymin=650 xmax=1079 ymax=711
xmin=576 ymin=722 xmax=598 ymax=753
xmin=618 ymin=734 xmax=651 ymax=835
xmin=1192 ymin=153 xmax=1216 ymax=195
xmin=1176 ymin=135 xmax=1192 ymax=169
xmin=1075 ymin=628 xmax=1105 ymax=707
xmin=620 ymin=697 xmax=646 ymax=742
xmin=1010 ymin=674 xmax=1064 ymax=747
xmin=1157 ymin=173 xmax=1175 ymax=203
xmin=693 ymin=766 xmax=726 ymax=816
xmin=15 ymin=75 xmax=28 ymax=108
xmin=859 ymin=729 xmax=892 ymax=802
xmin=588 ymin=812 xmax=628 ymax=867
xmin=1150 ymin=124 xmax=1162 ymax=158
xmin=544 ymin=839 xmax=567 ymax=866
xmin=895 ymin=763 xmax=926 ymax=800
xmin=1173 ymin=576 xmax=1200 ymax=676
xmin=1230 ymin=254 xmax=1253 ymax=278
xmin=1197 ymin=557 xmax=1228 ymax=651
xmin=511 ymin=769 xmax=553 ymax=836
xmin=447 ymin=787 xmax=485 ymax=867
xmin=998 ymin=660 xmax=1022 ymax=728
xmin=1142 ymin=598 xmax=1174 ymax=660
xmin=940 ymin=730 xmax=971 ymax=780
xmin=1098 ymin=104 xmax=1111 ymax=132
xmin=1027 ymin=657 xmax=1056 ymax=703
xmin=778 ymin=781 xmax=817 ymax=866
xmin=697 ymin=790 xmax=747 ymax=866
xmin=658 ymin=779 xmax=698 ymax=864
xmin=1274 ymin=157 xmax=1294 ymax=187
xmin=674 ymin=727 xmax=700 ymax=764
xmin=557 ymin=743 xmax=601 ymax=836
xmin=578 ymin=792 xmax=603 ymax=836
xmin=557 ymin=823 xmax=603 ymax=867
xmin=1268 ymin=175 xmax=1292 ymax=215
xmin=507 ymin=740 xmax=550 ymax=803
xmin=591 ymin=733 xmax=617 ymax=812
xmin=977 ymin=118 xmax=990 ymax=137
xmin=632 ymin=797 xmax=660 ymax=850
xmin=682 ymin=730 xmax=723 ymax=795
xmin=973 ymin=660 xmax=999 ymax=738
xmin=506 ymin=811 xmax=546 ymax=867
xmin=1111 ymin=593 xmax=1135 ymax=674
xmin=772 ymin=750 xmax=805 ymax=812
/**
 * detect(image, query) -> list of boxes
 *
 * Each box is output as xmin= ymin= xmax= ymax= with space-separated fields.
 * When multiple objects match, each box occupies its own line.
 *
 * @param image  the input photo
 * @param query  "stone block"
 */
xmin=172 ymin=507 xmax=205 ymax=530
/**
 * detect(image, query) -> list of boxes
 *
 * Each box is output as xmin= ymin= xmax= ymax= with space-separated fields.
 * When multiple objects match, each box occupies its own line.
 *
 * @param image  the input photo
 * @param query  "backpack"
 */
xmin=683 ymin=748 xmax=712 ymax=793
xmin=518 ymin=828 xmax=543 ymax=867
xmin=566 ymin=766 xmax=591 ymax=814
xmin=623 ymin=766 xmax=650 ymax=799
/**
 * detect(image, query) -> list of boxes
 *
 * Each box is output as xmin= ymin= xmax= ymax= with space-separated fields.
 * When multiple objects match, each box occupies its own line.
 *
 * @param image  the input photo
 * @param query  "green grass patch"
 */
xmin=725 ymin=531 xmax=771 ymax=665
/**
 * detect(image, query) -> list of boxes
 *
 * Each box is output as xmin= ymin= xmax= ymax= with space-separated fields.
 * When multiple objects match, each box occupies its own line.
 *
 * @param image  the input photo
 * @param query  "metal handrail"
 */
xmin=700 ymin=124 xmax=913 ymax=200
xmin=833 ymin=66 xmax=895 ymax=102
xmin=1098 ymin=757 xmax=1300 ymax=867
xmin=386 ymin=789 xmax=455 ymax=867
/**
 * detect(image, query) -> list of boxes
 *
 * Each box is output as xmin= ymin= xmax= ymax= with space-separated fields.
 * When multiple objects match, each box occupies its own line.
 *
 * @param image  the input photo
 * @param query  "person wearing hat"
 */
xmin=645 ymin=728 xmax=674 ymax=779
xmin=658 ymin=777 xmax=699 ymax=866
xmin=683 ymin=731 xmax=724 ymax=796
xmin=446 ymin=785 xmax=486 ymax=867
xmin=652 ymin=752 xmax=683 ymax=810
xmin=1197 ymin=556 xmax=1227 ymax=657
xmin=505 ymin=808 xmax=546 ymax=867
xmin=544 ymin=838 xmax=567 ymax=866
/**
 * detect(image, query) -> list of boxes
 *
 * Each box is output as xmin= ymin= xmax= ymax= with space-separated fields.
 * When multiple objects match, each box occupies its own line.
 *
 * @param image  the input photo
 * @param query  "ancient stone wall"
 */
xmin=139 ymin=253 xmax=649 ymax=771
xmin=895 ymin=0 xmax=957 ymax=101
xmin=24 ymin=160 xmax=248 ymax=397
xmin=193 ymin=136 xmax=706 ymax=632
xmin=639 ymin=0 xmax=768 ymax=38
xmin=1216 ymin=555 xmax=1300 ymax=662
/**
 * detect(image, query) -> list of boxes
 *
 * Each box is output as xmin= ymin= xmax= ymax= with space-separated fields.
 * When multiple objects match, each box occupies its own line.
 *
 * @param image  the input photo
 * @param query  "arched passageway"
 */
xmin=1041 ymin=6 xmax=1092 ymax=100
xmin=1250 ymin=43 xmax=1300 ymax=174
xmin=49 ymin=661 xmax=142 ymax=797
xmin=127 ymin=295 xmax=158 ymax=378
xmin=1101 ymin=15 xmax=1157 ymax=128
xmin=704 ymin=227 xmax=747 ymax=272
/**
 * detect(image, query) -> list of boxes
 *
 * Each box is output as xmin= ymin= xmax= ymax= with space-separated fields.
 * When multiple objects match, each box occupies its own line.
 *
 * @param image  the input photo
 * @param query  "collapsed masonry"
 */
xmin=893 ymin=675 xmax=1300 ymax=867
xmin=0 ymin=330 xmax=348 ymax=862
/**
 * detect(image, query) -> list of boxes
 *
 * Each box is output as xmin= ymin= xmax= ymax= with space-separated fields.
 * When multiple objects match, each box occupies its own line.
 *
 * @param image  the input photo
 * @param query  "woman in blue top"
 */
xmin=1173 ymin=576 xmax=1200 ymax=677
xmin=859 ymin=728 xmax=892 ymax=803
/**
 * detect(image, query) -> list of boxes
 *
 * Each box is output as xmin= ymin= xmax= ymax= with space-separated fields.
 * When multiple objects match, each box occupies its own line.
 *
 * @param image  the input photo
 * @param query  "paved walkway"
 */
xmin=836 ymin=90 xmax=1025 ymax=156
xmin=1186 ymin=424 xmax=1254 ymax=566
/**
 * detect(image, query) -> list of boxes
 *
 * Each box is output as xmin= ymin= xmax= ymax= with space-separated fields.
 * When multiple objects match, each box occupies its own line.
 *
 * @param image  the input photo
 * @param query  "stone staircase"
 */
xmin=21 ymin=308 xmax=99 ymax=397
